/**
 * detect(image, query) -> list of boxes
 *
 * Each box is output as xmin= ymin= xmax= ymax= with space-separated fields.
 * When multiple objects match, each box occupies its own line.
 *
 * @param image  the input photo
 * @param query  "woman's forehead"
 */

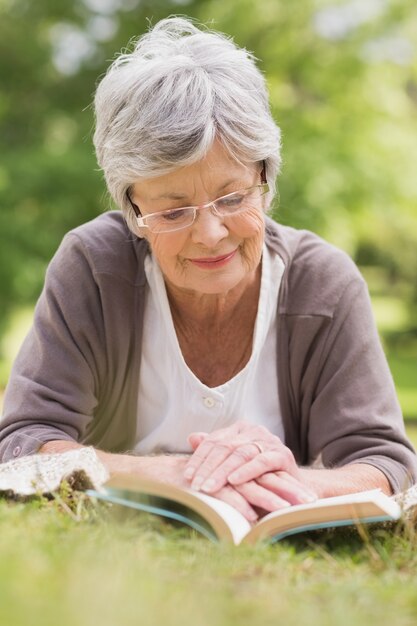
xmin=132 ymin=145 xmax=256 ymax=203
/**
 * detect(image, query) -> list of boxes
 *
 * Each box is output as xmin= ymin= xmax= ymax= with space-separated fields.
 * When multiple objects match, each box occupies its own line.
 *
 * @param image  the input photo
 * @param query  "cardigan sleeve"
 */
xmin=306 ymin=275 xmax=417 ymax=492
xmin=0 ymin=233 xmax=105 ymax=462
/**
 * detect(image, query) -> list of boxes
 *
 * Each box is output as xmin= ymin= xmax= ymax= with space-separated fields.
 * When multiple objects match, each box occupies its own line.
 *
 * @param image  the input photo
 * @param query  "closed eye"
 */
xmin=160 ymin=208 xmax=190 ymax=221
xmin=216 ymin=193 xmax=244 ymax=209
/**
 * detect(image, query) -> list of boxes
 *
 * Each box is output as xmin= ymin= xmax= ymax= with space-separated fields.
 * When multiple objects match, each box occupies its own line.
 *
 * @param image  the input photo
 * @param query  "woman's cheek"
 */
xmin=229 ymin=207 xmax=265 ymax=238
xmin=230 ymin=208 xmax=264 ymax=269
xmin=146 ymin=231 xmax=185 ymax=265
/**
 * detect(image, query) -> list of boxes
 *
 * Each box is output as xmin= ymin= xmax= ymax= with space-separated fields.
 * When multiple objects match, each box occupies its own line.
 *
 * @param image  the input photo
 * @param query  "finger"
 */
xmin=198 ymin=443 xmax=264 ymax=494
xmin=227 ymin=450 xmax=295 ymax=485
xmin=256 ymin=472 xmax=317 ymax=505
xmin=187 ymin=432 xmax=208 ymax=451
xmin=234 ymin=480 xmax=291 ymax=512
xmin=184 ymin=440 xmax=233 ymax=486
xmin=213 ymin=485 xmax=259 ymax=523
xmin=184 ymin=426 xmax=251 ymax=483
xmin=184 ymin=437 xmax=218 ymax=480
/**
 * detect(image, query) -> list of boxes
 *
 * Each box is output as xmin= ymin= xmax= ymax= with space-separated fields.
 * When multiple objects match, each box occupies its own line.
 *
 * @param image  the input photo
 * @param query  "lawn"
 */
xmin=387 ymin=352 xmax=417 ymax=422
xmin=0 ymin=426 xmax=415 ymax=626
xmin=1 ymin=492 xmax=417 ymax=626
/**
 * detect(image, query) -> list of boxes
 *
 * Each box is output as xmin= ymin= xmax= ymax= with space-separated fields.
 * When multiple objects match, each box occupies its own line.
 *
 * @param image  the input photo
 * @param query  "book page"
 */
xmin=245 ymin=489 xmax=401 ymax=544
xmin=193 ymin=491 xmax=252 ymax=545
xmin=104 ymin=474 xmax=252 ymax=544
xmin=259 ymin=489 xmax=400 ymax=524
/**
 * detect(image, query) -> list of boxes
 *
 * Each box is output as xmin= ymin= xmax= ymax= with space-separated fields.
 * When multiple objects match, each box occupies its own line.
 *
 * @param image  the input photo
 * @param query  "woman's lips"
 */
xmin=188 ymin=249 xmax=237 ymax=269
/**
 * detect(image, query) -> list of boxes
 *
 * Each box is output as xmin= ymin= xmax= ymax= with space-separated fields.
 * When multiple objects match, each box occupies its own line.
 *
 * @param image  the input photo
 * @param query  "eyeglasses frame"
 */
xmin=127 ymin=160 xmax=268 ymax=233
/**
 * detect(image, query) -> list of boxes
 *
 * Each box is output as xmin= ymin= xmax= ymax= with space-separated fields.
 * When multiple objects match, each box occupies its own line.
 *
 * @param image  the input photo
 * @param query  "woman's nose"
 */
xmin=190 ymin=204 xmax=228 ymax=247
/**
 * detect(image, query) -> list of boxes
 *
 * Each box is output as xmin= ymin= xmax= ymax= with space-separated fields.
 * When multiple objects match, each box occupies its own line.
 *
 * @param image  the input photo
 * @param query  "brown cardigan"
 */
xmin=1 ymin=212 xmax=416 ymax=491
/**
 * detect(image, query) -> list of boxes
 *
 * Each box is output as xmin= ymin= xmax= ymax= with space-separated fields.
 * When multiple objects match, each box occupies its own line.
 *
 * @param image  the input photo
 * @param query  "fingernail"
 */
xmin=304 ymin=494 xmax=318 ymax=503
xmin=201 ymin=479 xmax=216 ymax=493
xmin=184 ymin=467 xmax=194 ymax=480
xmin=191 ymin=476 xmax=204 ymax=490
xmin=228 ymin=471 xmax=240 ymax=483
xmin=299 ymin=492 xmax=317 ymax=503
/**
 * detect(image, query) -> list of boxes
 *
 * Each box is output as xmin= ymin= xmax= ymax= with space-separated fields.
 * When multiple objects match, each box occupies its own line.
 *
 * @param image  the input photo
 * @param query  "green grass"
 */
xmin=406 ymin=425 xmax=417 ymax=450
xmin=1 ymin=494 xmax=417 ymax=626
xmin=387 ymin=353 xmax=417 ymax=421
xmin=0 ymin=306 xmax=33 ymax=389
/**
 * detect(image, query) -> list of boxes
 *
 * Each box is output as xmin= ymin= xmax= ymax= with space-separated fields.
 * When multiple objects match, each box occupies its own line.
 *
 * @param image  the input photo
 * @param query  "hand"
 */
xmin=184 ymin=421 xmax=317 ymax=506
xmin=127 ymin=454 xmax=261 ymax=522
xmin=40 ymin=445 xmax=261 ymax=522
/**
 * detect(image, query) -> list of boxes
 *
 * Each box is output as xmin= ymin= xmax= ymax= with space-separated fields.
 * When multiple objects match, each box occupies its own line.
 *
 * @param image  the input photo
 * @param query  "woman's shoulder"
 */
xmin=54 ymin=211 xmax=149 ymax=285
xmin=67 ymin=210 xmax=139 ymax=255
xmin=265 ymin=217 xmax=365 ymax=317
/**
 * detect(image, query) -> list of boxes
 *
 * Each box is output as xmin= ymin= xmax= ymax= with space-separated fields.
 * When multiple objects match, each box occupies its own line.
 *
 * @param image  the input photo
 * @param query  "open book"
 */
xmin=87 ymin=474 xmax=401 ymax=545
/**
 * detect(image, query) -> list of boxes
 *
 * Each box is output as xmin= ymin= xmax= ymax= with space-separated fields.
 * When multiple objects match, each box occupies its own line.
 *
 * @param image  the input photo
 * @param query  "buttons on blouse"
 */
xmin=12 ymin=446 xmax=21 ymax=457
xmin=203 ymin=397 xmax=215 ymax=408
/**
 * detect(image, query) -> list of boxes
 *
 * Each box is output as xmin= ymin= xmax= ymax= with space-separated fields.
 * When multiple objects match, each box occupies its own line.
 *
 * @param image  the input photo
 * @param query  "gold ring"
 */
xmin=252 ymin=441 xmax=265 ymax=454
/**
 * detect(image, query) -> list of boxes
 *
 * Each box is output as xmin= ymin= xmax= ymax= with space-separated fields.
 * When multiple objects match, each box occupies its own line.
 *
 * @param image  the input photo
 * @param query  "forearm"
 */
xmin=39 ymin=440 xmax=138 ymax=473
xmin=38 ymin=440 xmax=188 ymax=477
xmin=300 ymin=463 xmax=392 ymax=498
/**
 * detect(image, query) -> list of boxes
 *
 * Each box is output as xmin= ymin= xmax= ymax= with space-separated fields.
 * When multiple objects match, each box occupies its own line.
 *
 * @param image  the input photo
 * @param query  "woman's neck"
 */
xmin=165 ymin=264 xmax=262 ymax=387
xmin=165 ymin=264 xmax=262 ymax=329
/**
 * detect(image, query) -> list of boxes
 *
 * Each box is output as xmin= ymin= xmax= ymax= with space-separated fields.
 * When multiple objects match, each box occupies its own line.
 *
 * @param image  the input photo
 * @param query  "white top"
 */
xmin=134 ymin=244 xmax=285 ymax=454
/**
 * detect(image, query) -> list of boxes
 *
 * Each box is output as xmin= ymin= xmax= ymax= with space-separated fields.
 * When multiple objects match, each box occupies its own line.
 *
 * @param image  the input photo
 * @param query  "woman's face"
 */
xmin=131 ymin=142 xmax=267 ymax=297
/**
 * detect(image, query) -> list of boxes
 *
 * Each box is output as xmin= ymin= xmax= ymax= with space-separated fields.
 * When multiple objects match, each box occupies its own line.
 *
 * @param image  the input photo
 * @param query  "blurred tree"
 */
xmin=1 ymin=0 xmax=416 ymax=343
xmin=198 ymin=0 xmax=417 ymax=270
xmin=0 ymin=0 xmax=206 ymax=334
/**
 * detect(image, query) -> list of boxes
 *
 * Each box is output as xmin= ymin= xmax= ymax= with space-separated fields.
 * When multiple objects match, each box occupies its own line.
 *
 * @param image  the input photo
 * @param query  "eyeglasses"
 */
xmin=128 ymin=183 xmax=269 ymax=234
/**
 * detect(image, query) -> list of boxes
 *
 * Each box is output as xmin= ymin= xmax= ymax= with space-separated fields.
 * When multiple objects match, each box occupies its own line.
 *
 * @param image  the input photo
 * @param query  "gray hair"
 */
xmin=93 ymin=16 xmax=282 ymax=233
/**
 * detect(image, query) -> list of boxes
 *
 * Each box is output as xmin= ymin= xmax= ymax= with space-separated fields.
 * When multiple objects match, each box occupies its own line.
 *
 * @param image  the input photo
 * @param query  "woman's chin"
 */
xmin=174 ymin=266 xmax=258 ymax=297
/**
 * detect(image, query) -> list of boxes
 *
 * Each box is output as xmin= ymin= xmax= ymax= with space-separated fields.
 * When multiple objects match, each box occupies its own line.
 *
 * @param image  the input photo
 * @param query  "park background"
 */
xmin=0 ymin=3 xmax=417 ymax=626
xmin=2 ymin=0 xmax=416 ymax=421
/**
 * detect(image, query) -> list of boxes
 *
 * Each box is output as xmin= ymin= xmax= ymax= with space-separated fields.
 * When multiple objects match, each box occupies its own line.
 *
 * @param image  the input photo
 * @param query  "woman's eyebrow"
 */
xmin=152 ymin=179 xmax=243 ymax=202
xmin=154 ymin=192 xmax=189 ymax=201
xmin=217 ymin=178 xmax=242 ymax=192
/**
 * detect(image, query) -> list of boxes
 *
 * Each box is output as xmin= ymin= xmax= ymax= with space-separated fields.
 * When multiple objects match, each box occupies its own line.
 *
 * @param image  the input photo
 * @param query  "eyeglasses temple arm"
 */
xmin=127 ymin=192 xmax=141 ymax=218
xmin=261 ymin=160 xmax=267 ymax=184
xmin=127 ymin=166 xmax=267 ymax=218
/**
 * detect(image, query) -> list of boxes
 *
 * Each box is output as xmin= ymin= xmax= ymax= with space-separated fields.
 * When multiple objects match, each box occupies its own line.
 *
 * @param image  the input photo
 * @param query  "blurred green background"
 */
xmin=0 ymin=0 xmax=416 ymax=418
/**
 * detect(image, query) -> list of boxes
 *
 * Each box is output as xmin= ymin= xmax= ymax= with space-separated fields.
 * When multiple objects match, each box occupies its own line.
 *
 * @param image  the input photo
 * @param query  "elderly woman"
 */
xmin=0 ymin=17 xmax=415 ymax=521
